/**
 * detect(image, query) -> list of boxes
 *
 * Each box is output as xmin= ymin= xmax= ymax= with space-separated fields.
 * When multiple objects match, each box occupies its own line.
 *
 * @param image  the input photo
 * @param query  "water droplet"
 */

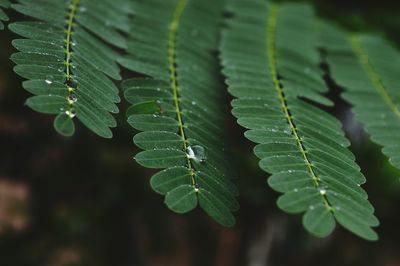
xmin=194 ymin=184 xmax=200 ymax=192
xmin=65 ymin=78 xmax=78 ymax=89
xmin=336 ymin=206 xmax=341 ymax=211
xmin=79 ymin=6 xmax=87 ymax=12
xmin=309 ymin=205 xmax=315 ymax=210
xmin=45 ymin=75 xmax=54 ymax=85
xmin=191 ymin=101 xmax=196 ymax=105
xmin=72 ymin=42 xmax=77 ymax=47
xmin=68 ymin=94 xmax=77 ymax=104
xmin=283 ymin=128 xmax=291 ymax=134
xmin=293 ymin=188 xmax=298 ymax=192
xmin=156 ymin=88 xmax=161 ymax=91
xmin=319 ymin=188 xmax=327 ymax=195
xmin=65 ymin=109 xmax=76 ymax=118
xmin=186 ymin=145 xmax=206 ymax=163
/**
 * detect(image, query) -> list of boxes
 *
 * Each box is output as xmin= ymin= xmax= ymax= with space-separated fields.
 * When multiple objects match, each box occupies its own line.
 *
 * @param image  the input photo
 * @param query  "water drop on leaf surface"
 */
xmin=186 ymin=145 xmax=206 ymax=163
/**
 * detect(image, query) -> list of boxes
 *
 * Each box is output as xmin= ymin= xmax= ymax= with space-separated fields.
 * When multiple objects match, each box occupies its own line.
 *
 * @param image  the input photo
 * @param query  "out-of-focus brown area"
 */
xmin=1 ymin=1 xmax=400 ymax=266
xmin=0 ymin=178 xmax=29 ymax=233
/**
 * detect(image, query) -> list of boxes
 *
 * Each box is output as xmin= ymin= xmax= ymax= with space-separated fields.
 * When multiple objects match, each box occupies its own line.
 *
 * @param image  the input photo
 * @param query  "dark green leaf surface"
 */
xmin=220 ymin=0 xmax=378 ymax=240
xmin=121 ymin=0 xmax=237 ymax=227
xmin=10 ymin=0 xmax=132 ymax=138
xmin=0 ymin=0 xmax=10 ymax=30
xmin=321 ymin=24 xmax=400 ymax=172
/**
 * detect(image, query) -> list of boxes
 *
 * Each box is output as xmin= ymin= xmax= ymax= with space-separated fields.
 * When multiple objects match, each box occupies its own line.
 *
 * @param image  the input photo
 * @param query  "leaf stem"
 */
xmin=167 ymin=0 xmax=198 ymax=189
xmin=64 ymin=0 xmax=80 ymax=118
xmin=266 ymin=3 xmax=333 ymax=211
xmin=349 ymin=35 xmax=400 ymax=119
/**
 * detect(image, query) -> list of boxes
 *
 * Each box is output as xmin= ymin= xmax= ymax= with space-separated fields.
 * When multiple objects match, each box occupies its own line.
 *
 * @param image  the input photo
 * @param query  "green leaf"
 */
xmin=320 ymin=23 xmax=400 ymax=173
xmin=126 ymin=101 xmax=162 ymax=117
xmin=151 ymin=167 xmax=192 ymax=195
xmin=121 ymin=0 xmax=238 ymax=227
xmin=135 ymin=149 xmax=187 ymax=169
xmin=10 ymin=0 xmax=133 ymax=137
xmin=0 ymin=0 xmax=10 ymax=30
xmin=134 ymin=131 xmax=183 ymax=150
xmin=277 ymin=188 xmax=321 ymax=213
xmin=54 ymin=113 xmax=75 ymax=137
xmin=25 ymin=95 xmax=68 ymax=114
xmin=198 ymin=188 xmax=236 ymax=228
xmin=165 ymin=185 xmax=198 ymax=213
xmin=303 ymin=204 xmax=336 ymax=238
xmin=220 ymin=0 xmax=378 ymax=240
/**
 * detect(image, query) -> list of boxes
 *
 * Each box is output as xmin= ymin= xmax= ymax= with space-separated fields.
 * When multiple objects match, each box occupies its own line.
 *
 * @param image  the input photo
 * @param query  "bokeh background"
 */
xmin=1 ymin=0 xmax=400 ymax=265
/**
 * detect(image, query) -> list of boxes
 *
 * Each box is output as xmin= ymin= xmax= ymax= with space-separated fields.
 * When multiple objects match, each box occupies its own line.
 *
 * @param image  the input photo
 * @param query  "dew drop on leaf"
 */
xmin=68 ymin=94 xmax=77 ymax=103
xmin=186 ymin=145 xmax=206 ymax=163
xmin=283 ymin=127 xmax=292 ymax=134
xmin=65 ymin=78 xmax=78 ymax=89
xmin=65 ymin=109 xmax=76 ymax=118
xmin=45 ymin=75 xmax=54 ymax=85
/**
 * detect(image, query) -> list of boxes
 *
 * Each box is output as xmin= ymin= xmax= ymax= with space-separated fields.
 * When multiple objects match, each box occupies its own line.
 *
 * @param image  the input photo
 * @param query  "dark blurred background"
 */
xmin=1 ymin=0 xmax=400 ymax=265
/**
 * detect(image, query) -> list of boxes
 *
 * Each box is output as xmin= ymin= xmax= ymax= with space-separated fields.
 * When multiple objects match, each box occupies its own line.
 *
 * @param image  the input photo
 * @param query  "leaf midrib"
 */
xmin=64 ymin=0 xmax=80 ymax=116
xmin=266 ymin=3 xmax=333 ymax=211
xmin=349 ymin=35 xmax=400 ymax=120
xmin=167 ymin=0 xmax=197 ymax=188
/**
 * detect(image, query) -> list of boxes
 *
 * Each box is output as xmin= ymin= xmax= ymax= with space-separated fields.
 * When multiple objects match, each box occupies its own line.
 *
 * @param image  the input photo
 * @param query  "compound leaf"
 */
xmin=10 ymin=0 xmax=133 ymax=138
xmin=120 ymin=0 xmax=238 ymax=227
xmin=321 ymin=23 xmax=400 ymax=172
xmin=220 ymin=0 xmax=378 ymax=240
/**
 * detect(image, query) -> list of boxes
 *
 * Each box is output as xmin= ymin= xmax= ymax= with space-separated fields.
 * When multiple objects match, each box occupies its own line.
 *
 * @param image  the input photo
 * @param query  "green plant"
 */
xmin=220 ymin=0 xmax=378 ymax=240
xmin=0 ymin=0 xmax=10 ymax=29
xmin=3 ymin=0 xmax=400 ymax=241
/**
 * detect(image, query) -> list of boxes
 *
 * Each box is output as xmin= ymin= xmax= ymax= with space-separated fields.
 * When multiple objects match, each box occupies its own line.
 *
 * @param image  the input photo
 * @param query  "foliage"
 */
xmin=0 ymin=0 xmax=10 ymax=29
xmin=10 ymin=0 xmax=132 ymax=137
xmin=120 ymin=0 xmax=238 ymax=227
xmin=2 ymin=0 xmax=400 ymax=241
xmin=321 ymin=23 xmax=400 ymax=171
xmin=220 ymin=0 xmax=378 ymax=240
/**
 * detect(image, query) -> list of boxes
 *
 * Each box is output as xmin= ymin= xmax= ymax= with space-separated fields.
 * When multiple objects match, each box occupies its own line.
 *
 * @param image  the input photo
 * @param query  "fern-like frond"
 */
xmin=220 ymin=0 xmax=378 ymax=240
xmin=9 ymin=0 xmax=132 ymax=137
xmin=119 ymin=0 xmax=238 ymax=227
xmin=321 ymin=24 xmax=400 ymax=171
xmin=0 ymin=0 xmax=10 ymax=30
